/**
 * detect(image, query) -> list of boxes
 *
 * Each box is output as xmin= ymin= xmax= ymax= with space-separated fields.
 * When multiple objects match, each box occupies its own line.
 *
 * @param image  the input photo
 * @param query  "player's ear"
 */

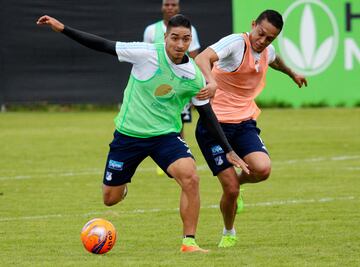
xmin=251 ymin=20 xmax=257 ymax=30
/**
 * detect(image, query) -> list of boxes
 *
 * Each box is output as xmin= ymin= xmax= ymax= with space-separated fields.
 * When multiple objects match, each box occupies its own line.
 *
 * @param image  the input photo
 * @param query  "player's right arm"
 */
xmin=194 ymin=48 xmax=219 ymax=100
xmin=36 ymin=15 xmax=117 ymax=56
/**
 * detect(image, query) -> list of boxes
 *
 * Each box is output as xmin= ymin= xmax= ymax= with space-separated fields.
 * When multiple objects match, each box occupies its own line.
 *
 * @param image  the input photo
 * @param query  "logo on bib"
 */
xmin=154 ymin=84 xmax=176 ymax=102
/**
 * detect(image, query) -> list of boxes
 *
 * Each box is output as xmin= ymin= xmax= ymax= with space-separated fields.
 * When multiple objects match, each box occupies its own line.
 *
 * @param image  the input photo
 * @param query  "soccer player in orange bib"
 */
xmin=194 ymin=10 xmax=307 ymax=248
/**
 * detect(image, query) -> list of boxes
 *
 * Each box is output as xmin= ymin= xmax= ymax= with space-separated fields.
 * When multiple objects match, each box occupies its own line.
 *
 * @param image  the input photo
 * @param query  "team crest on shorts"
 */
xmin=214 ymin=156 xmax=224 ymax=166
xmin=105 ymin=171 xmax=113 ymax=181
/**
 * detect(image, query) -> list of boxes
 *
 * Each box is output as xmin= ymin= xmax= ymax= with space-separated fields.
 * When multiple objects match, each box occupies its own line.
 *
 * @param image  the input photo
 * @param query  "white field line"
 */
xmin=0 ymin=155 xmax=359 ymax=181
xmin=346 ymin=167 xmax=360 ymax=170
xmin=0 ymin=196 xmax=355 ymax=222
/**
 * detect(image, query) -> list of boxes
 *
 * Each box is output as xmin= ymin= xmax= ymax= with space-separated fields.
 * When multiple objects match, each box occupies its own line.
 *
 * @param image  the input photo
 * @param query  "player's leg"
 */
xmin=167 ymin=157 xmax=208 ymax=252
xmin=217 ymin=167 xmax=239 ymax=230
xmin=150 ymin=133 xmax=207 ymax=252
xmin=238 ymin=151 xmax=271 ymax=184
xmin=195 ymin=119 xmax=237 ymax=223
xmin=103 ymin=184 xmax=128 ymax=206
xmin=216 ymin=166 xmax=240 ymax=247
xmin=102 ymin=131 xmax=147 ymax=206
xmin=168 ymin=157 xmax=199 ymax=237
xmin=195 ymin=120 xmax=238 ymax=247
xmin=195 ymin=119 xmax=236 ymax=213
xmin=230 ymin=120 xmax=271 ymax=184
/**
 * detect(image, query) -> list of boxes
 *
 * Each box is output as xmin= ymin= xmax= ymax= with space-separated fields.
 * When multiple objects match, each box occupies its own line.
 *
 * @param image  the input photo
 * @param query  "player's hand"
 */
xmin=226 ymin=151 xmax=249 ymax=174
xmin=36 ymin=15 xmax=64 ymax=32
xmin=196 ymin=82 xmax=217 ymax=100
xmin=292 ymin=73 xmax=307 ymax=88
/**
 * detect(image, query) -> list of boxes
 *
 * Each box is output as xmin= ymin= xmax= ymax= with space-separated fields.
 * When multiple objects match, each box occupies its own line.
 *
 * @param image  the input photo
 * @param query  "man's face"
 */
xmin=162 ymin=0 xmax=180 ymax=21
xmin=249 ymin=18 xmax=281 ymax=53
xmin=164 ymin=26 xmax=192 ymax=63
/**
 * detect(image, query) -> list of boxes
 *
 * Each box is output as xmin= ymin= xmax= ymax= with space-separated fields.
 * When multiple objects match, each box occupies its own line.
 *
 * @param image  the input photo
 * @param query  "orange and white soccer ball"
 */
xmin=81 ymin=218 xmax=117 ymax=254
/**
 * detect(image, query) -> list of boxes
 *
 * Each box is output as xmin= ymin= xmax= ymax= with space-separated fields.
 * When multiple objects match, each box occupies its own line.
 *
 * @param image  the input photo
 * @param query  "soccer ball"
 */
xmin=80 ymin=218 xmax=117 ymax=254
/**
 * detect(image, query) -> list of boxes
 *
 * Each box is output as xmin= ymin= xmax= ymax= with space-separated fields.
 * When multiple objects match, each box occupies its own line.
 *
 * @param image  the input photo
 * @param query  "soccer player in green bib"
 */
xmin=144 ymin=0 xmax=201 ymax=175
xmin=37 ymin=14 xmax=249 ymax=253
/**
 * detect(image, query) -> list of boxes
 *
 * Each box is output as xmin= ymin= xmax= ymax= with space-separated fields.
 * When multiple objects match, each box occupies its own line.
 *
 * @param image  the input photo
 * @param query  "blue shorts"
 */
xmin=195 ymin=119 xmax=269 ymax=176
xmin=103 ymin=131 xmax=194 ymax=186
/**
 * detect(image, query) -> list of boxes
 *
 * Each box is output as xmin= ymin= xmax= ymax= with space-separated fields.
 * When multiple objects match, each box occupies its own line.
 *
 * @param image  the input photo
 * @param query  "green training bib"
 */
xmin=114 ymin=43 xmax=204 ymax=138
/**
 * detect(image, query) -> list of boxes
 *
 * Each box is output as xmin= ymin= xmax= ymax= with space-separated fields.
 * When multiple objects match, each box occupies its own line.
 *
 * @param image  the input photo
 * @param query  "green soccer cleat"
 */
xmin=218 ymin=234 xmax=238 ymax=248
xmin=236 ymin=189 xmax=244 ymax=214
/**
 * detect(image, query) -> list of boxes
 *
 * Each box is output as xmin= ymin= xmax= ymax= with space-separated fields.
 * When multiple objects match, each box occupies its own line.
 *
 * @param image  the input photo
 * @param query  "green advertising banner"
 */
xmin=232 ymin=0 xmax=360 ymax=107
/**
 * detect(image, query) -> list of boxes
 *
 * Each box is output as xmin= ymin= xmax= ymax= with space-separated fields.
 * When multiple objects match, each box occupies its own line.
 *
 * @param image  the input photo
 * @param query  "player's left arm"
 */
xmin=270 ymin=54 xmax=308 ymax=88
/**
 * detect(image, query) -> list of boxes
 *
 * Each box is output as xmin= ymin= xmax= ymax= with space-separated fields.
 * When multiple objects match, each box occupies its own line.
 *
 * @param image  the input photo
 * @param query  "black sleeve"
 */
xmin=62 ymin=26 xmax=117 ymax=56
xmin=195 ymin=103 xmax=233 ymax=153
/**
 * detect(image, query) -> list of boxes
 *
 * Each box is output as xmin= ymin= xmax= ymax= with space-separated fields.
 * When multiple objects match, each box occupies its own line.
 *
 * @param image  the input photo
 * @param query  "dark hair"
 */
xmin=256 ymin=10 xmax=283 ymax=31
xmin=166 ymin=14 xmax=191 ymax=32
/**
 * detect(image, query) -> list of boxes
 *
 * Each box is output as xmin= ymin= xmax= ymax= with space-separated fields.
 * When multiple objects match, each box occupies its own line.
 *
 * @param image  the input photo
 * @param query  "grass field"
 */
xmin=1 ymin=108 xmax=359 ymax=266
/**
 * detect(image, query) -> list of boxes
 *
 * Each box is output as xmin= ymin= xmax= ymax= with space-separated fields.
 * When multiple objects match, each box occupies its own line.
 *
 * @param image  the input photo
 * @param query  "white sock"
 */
xmin=223 ymin=227 xmax=236 ymax=236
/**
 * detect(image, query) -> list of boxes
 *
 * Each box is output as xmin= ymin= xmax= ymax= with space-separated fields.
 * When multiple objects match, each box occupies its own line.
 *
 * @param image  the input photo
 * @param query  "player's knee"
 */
xmin=103 ymin=184 xmax=127 ymax=206
xmin=103 ymin=198 xmax=118 ymax=207
xmin=103 ymin=193 xmax=121 ymax=207
xmin=219 ymin=170 xmax=240 ymax=199
xmin=181 ymin=172 xmax=199 ymax=191
xmin=254 ymin=164 xmax=271 ymax=181
xmin=224 ymin=186 xmax=239 ymax=201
